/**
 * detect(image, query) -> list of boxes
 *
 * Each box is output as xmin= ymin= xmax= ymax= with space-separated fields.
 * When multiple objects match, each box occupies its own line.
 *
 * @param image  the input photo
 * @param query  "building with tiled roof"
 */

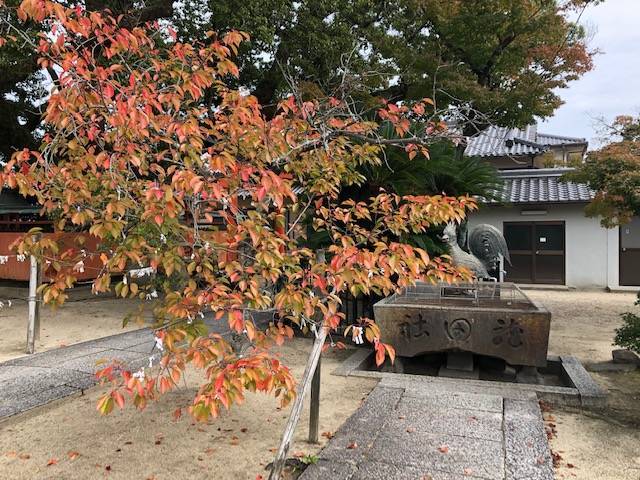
xmin=465 ymin=124 xmax=636 ymax=290
xmin=465 ymin=124 xmax=587 ymax=169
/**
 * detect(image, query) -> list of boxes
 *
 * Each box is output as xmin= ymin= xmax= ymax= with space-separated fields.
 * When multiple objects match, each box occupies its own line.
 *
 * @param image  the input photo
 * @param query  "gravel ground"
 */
xmin=0 ymin=289 xmax=638 ymax=479
xmin=525 ymin=289 xmax=640 ymax=480
xmin=0 ymin=298 xmax=147 ymax=362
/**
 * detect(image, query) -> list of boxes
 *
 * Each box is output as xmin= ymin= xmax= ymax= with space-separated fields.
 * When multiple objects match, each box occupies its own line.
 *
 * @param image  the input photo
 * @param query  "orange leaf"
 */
xmin=47 ymin=458 xmax=58 ymax=466
xmin=67 ymin=451 xmax=81 ymax=460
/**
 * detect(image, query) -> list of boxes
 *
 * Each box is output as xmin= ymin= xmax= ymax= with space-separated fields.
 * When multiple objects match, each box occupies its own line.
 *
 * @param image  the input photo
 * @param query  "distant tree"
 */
xmin=567 ymin=115 xmax=640 ymax=227
xmin=0 ymin=0 xmax=597 ymax=161
xmin=179 ymin=0 xmax=595 ymax=129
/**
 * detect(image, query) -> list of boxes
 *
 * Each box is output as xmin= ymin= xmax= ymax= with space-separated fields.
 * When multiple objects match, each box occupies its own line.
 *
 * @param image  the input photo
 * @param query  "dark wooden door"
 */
xmin=620 ymin=217 xmax=640 ymax=286
xmin=504 ymin=222 xmax=565 ymax=285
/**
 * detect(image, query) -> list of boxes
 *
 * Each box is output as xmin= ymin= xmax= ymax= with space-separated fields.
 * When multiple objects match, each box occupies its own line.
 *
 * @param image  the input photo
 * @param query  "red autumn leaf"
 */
xmin=46 ymin=458 xmax=58 ymax=466
xmin=437 ymin=445 xmax=449 ymax=454
xmin=346 ymin=442 xmax=358 ymax=449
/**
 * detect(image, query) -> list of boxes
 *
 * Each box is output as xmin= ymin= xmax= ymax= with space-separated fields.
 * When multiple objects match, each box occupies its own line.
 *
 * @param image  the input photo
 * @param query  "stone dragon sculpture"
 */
xmin=441 ymin=222 xmax=511 ymax=280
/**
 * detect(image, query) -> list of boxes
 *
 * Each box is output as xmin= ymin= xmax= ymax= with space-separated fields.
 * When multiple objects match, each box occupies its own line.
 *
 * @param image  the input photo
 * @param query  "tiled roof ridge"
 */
xmin=536 ymin=132 xmax=586 ymax=143
xmin=499 ymin=167 xmax=575 ymax=178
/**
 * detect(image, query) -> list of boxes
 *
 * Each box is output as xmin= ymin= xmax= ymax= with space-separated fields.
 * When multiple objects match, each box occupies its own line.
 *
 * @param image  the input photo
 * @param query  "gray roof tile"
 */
xmin=465 ymin=125 xmax=586 ymax=158
xmin=488 ymin=168 xmax=594 ymax=204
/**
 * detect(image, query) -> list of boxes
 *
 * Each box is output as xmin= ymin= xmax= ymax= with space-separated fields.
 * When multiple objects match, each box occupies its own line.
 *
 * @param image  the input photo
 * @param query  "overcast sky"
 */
xmin=540 ymin=0 xmax=640 ymax=149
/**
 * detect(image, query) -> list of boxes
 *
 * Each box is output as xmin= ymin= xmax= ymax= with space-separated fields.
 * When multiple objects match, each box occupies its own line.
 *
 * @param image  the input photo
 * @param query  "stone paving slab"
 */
xmin=0 ymin=328 xmax=157 ymax=420
xmin=395 ymin=397 xmax=503 ymax=441
xmin=318 ymin=387 xmax=403 ymax=464
xmin=372 ymin=429 xmax=504 ymax=479
xmin=353 ymin=461 xmax=492 ymax=480
xmin=379 ymin=375 xmax=540 ymax=401
xmin=55 ymin=349 xmax=153 ymax=374
xmin=503 ymin=399 xmax=554 ymax=480
xmin=301 ymin=379 xmax=554 ymax=480
xmin=0 ymin=315 xmax=250 ymax=420
xmin=401 ymin=390 xmax=504 ymax=413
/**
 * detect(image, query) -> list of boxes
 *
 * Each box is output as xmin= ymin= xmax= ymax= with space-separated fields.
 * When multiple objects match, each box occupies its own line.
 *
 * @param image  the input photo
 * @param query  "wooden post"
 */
xmin=26 ymin=235 xmax=42 ymax=354
xmin=308 ymin=354 xmax=321 ymax=444
xmin=269 ymin=326 xmax=327 ymax=480
xmin=269 ymin=250 xmax=326 ymax=480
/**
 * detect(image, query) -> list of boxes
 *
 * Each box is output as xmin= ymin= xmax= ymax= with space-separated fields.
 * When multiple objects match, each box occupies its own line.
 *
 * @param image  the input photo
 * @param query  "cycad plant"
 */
xmin=306 ymin=122 xmax=502 ymax=323
xmin=337 ymin=126 xmax=502 ymax=254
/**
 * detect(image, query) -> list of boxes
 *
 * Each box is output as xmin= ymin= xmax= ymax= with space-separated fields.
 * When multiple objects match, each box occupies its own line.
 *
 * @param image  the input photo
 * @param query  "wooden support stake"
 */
xmin=269 ymin=325 xmax=327 ymax=480
xmin=26 ymin=235 xmax=42 ymax=354
xmin=308 ymin=354 xmax=321 ymax=444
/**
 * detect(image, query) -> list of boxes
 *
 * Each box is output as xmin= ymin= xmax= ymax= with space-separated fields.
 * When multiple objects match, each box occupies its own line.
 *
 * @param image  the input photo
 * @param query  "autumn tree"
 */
xmin=1 ymin=0 xmax=476 ymax=428
xmin=567 ymin=115 xmax=640 ymax=227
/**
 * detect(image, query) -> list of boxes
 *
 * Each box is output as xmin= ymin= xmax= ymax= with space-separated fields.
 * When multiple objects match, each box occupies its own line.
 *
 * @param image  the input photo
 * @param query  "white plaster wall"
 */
xmin=467 ymin=204 xmax=611 ymax=288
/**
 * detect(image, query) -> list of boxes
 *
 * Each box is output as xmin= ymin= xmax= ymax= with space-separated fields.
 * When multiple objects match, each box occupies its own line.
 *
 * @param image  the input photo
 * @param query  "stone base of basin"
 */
xmin=333 ymin=348 xmax=607 ymax=409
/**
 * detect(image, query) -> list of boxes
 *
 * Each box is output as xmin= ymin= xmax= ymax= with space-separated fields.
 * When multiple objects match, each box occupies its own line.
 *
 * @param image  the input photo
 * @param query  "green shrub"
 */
xmin=614 ymin=293 xmax=640 ymax=354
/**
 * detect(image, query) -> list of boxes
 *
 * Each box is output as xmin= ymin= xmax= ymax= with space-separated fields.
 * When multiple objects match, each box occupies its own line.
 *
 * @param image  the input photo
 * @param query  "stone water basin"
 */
xmin=373 ymin=282 xmax=551 ymax=367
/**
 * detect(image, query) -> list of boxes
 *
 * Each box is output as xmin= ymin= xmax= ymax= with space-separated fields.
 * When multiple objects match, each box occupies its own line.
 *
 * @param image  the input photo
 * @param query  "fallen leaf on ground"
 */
xmin=18 ymin=453 xmax=30 ymax=460
xmin=240 ymin=427 xmax=248 ymax=433
xmin=46 ymin=458 xmax=58 ymax=466
xmin=346 ymin=442 xmax=358 ymax=449
xmin=567 ymin=463 xmax=575 ymax=468
xmin=5 ymin=451 xmax=17 ymax=458
xmin=204 ymin=448 xmax=215 ymax=456
xmin=437 ymin=445 xmax=449 ymax=454
xmin=293 ymin=451 xmax=306 ymax=458
xmin=463 ymin=467 xmax=473 ymax=476
xmin=406 ymin=427 xmax=416 ymax=433
xmin=321 ymin=431 xmax=334 ymax=439
xmin=67 ymin=451 xmax=81 ymax=460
